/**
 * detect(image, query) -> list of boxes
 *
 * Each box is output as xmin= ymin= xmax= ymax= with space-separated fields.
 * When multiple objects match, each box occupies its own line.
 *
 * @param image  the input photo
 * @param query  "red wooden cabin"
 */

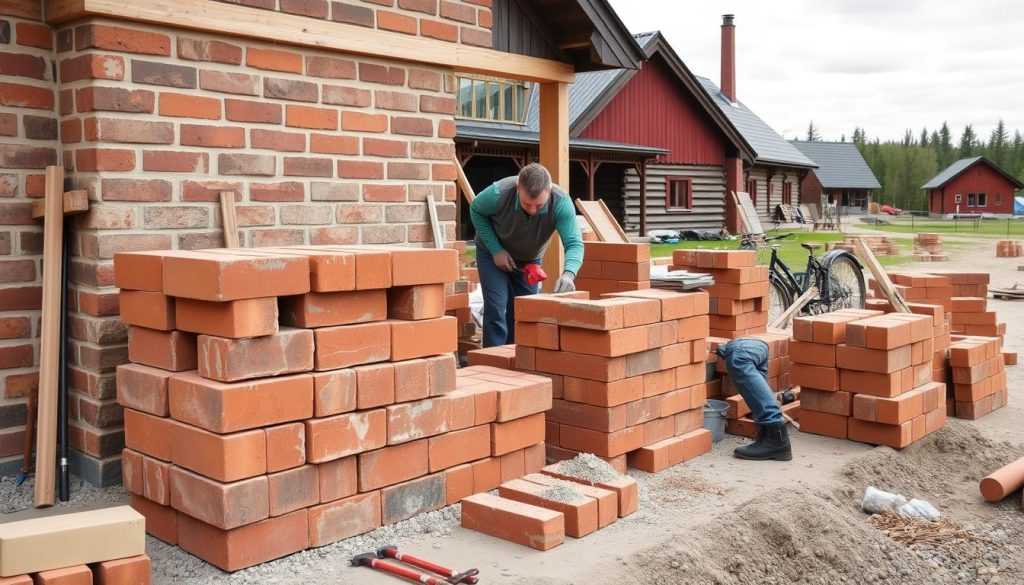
xmin=923 ymin=157 xmax=1023 ymax=216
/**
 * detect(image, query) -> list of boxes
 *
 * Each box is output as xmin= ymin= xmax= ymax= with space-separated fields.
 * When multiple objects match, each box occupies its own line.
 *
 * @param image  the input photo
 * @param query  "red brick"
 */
xmin=788 ymin=340 xmax=837 ymax=367
xmin=32 ymin=566 xmax=91 ymax=584
xmin=498 ymin=477 xmax=597 ymax=537
xmin=162 ymin=250 xmax=309 ymax=301
xmin=122 ymin=448 xmax=144 ymax=495
xmin=279 ymin=290 xmax=385 ymax=328
xmin=264 ymin=77 xmax=317 ymax=102
xmin=799 ymin=410 xmax=848 ymax=439
xmin=169 ymin=371 xmax=312 ymax=433
xmin=286 ymin=104 xmax=337 ymax=130
xmin=308 ymin=492 xmax=380 ymax=547
xmin=127 ymin=494 xmax=177 ymax=545
xmin=199 ymin=70 xmax=259 ymax=96
xmin=304 ymin=409 xmax=386 ymax=463
xmin=352 ymin=362 xmax=394 ymax=409
xmin=169 ymin=466 xmax=268 ymax=529
xmin=313 ymin=321 xmax=391 ymax=370
xmin=119 ymin=290 xmax=174 ymax=331
xmin=388 ymin=317 xmax=457 ymax=360
xmin=177 ymin=38 xmax=243 ymax=65
xmin=174 ymin=297 xmax=278 ymax=339
xmin=316 ymin=456 xmax=356 ymax=503
xmin=341 ymin=110 xmax=388 ymax=132
xmin=60 ymin=53 xmax=124 ymax=82
xmin=386 ymin=284 xmax=445 ymax=320
xmin=445 ymin=463 xmax=474 ymax=504
xmin=460 ymin=492 xmax=564 ymax=550
xmin=358 ymin=439 xmax=428 ymax=491
xmin=391 ymin=358 xmax=429 ymax=403
xmin=534 ymin=349 xmax=626 ymax=382
xmin=852 ymin=389 xmax=926 ymax=425
xmin=836 ymin=344 xmax=912 ymax=374
xmin=381 ymin=473 xmax=447 ymax=524
xmin=116 ymin=363 xmax=172 ymax=416
xmin=141 ymin=454 xmax=171 ymax=505
xmin=266 ymin=464 xmax=319 ymax=517
xmin=159 ymin=92 xmax=221 ymax=119
xmin=123 ymin=409 xmax=172 ymax=460
xmin=246 ymin=47 xmax=302 ymax=73
xmin=225 ymin=98 xmax=282 ymax=124
xmin=491 ymin=412 xmax=544 ymax=456
xmin=0 ymin=81 xmax=53 ymax=110
xmin=848 ymin=417 xmax=914 ymax=448
xmin=91 ymin=554 xmax=150 ymax=585
xmin=513 ymin=322 xmax=560 ymax=350
xmin=76 ymin=147 xmax=135 ymax=171
xmin=386 ymin=397 xmax=450 ymax=445
xmin=262 ymin=422 xmax=305 ymax=473
xmin=128 ymin=327 xmax=197 ymax=372
xmin=322 ymin=84 xmax=370 ymax=106
xmin=309 ymin=133 xmax=359 ymax=155
xmin=178 ymin=509 xmax=308 ymax=572
xmin=426 ymin=354 xmax=457 ymax=395
xmin=306 ymin=55 xmax=356 ymax=79
xmin=427 ymin=424 xmax=489 ymax=472
xmin=76 ymin=23 xmax=169 ymax=54
xmin=197 ymin=327 xmax=313 ymax=383
xmin=178 ymin=123 xmax=244 ymax=148
xmin=312 ymin=370 xmax=356 ymax=417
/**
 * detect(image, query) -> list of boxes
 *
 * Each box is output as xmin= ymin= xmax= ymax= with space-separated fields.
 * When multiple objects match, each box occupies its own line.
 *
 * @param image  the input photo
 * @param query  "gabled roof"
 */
xmin=696 ymin=77 xmax=816 ymax=169
xmin=922 ymin=156 xmax=1024 ymax=190
xmin=790 ymin=141 xmax=880 ymax=189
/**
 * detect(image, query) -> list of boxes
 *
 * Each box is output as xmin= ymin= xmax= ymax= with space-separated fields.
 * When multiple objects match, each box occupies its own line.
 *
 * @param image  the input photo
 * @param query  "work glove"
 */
xmin=553 ymin=271 xmax=576 ymax=293
xmin=493 ymin=250 xmax=516 ymax=272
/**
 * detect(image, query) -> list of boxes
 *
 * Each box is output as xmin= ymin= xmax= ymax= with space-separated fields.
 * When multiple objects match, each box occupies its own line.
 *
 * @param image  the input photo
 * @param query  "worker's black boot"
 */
xmin=734 ymin=423 xmax=792 ymax=461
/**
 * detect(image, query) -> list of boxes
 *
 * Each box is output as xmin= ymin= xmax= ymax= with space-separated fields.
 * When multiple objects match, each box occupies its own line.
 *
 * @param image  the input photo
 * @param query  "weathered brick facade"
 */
xmin=0 ymin=0 xmax=484 ymax=484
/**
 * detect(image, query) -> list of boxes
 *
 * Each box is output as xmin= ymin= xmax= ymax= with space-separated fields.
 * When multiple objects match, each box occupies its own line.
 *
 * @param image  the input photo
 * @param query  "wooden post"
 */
xmin=638 ymin=161 xmax=647 ymax=237
xmin=34 ymin=165 xmax=64 ymax=508
xmin=219 ymin=192 xmax=240 ymax=248
xmin=539 ymin=81 xmax=569 ymax=292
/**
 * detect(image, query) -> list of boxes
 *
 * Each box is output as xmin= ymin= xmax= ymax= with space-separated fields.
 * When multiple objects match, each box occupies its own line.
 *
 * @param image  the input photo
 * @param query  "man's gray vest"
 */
xmin=475 ymin=176 xmax=568 ymax=263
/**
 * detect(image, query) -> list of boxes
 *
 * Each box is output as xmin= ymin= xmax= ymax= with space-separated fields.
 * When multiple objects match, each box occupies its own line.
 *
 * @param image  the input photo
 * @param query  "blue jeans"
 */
xmin=717 ymin=339 xmax=784 ymax=425
xmin=476 ymin=246 xmax=539 ymax=347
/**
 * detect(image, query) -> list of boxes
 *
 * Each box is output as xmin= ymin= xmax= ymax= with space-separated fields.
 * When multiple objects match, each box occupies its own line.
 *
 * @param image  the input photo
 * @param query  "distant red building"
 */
xmin=923 ymin=157 xmax=1023 ymax=216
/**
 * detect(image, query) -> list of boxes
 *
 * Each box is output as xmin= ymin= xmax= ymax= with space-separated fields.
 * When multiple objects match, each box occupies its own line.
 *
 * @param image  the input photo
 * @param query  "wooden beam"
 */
xmin=425 ymin=195 xmax=445 ymax=249
xmin=219 ymin=191 xmax=240 ymax=248
xmin=34 ymin=165 xmax=64 ymax=508
xmin=45 ymin=0 xmax=576 ymax=84
xmin=452 ymin=154 xmax=475 ymax=205
xmin=539 ymin=82 xmax=569 ymax=292
xmin=31 ymin=190 xmax=88 ymax=220
xmin=770 ymin=286 xmax=817 ymax=329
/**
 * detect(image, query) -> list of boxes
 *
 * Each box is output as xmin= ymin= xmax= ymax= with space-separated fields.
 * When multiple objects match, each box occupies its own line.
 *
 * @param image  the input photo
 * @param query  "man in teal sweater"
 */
xmin=470 ymin=163 xmax=584 ymax=347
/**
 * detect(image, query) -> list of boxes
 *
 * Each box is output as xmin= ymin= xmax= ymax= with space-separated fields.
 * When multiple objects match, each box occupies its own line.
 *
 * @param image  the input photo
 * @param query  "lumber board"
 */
xmin=33 ymin=166 xmax=64 ymax=508
xmin=854 ymin=237 xmax=910 ymax=313
xmin=575 ymin=199 xmax=628 ymax=243
xmin=770 ymin=285 xmax=817 ymax=329
xmin=453 ymin=154 xmax=475 ymax=205
xmin=0 ymin=506 xmax=144 ymax=577
xmin=219 ymin=191 xmax=240 ymax=248
xmin=733 ymin=191 xmax=764 ymax=235
xmin=426 ymin=195 xmax=445 ymax=250
xmin=44 ymin=0 xmax=575 ymax=83
xmin=30 ymin=190 xmax=88 ymax=220
xmin=539 ymin=82 xmax=569 ymax=292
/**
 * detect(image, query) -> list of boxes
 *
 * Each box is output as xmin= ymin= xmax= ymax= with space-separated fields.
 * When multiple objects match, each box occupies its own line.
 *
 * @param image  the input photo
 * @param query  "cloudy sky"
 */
xmin=606 ymin=0 xmax=1024 ymax=144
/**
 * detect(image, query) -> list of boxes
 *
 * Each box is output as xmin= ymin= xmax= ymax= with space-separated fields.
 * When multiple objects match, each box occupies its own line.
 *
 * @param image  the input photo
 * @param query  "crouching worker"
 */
xmin=715 ymin=338 xmax=792 ymax=461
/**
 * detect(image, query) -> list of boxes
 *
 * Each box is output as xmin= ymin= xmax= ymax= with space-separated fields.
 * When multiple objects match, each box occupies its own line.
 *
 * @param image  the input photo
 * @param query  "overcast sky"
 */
xmin=606 ymin=0 xmax=1024 ymax=144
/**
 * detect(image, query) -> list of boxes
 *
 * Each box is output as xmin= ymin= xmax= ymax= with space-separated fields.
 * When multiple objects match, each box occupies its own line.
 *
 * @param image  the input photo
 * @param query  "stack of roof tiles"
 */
xmin=996 ymin=240 xmax=1023 ymax=258
xmin=574 ymin=242 xmax=651 ymax=296
xmin=948 ymin=336 xmax=1008 ymax=420
xmin=113 ymin=245 xmax=551 ymax=571
xmin=670 ymin=250 xmax=768 ymax=338
xmin=792 ymin=310 xmax=946 ymax=448
xmin=512 ymin=289 xmax=713 ymax=474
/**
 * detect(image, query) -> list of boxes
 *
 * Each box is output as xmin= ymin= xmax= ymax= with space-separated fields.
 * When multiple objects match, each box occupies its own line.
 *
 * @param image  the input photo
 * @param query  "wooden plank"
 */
xmin=44 ymin=0 xmax=576 ymax=83
xmin=219 ymin=191 xmax=240 ymax=248
xmin=599 ymin=199 xmax=629 ymax=243
xmin=34 ymin=165 xmax=63 ymax=508
xmin=425 ymin=195 xmax=445 ymax=250
xmin=853 ymin=237 xmax=911 ymax=313
xmin=453 ymin=154 xmax=475 ymax=205
xmin=575 ymin=199 xmax=627 ymax=243
xmin=30 ymin=190 xmax=88 ymax=220
xmin=770 ymin=286 xmax=817 ymax=329
xmin=733 ymin=191 xmax=764 ymax=235
xmin=539 ymin=81 xmax=569 ymax=292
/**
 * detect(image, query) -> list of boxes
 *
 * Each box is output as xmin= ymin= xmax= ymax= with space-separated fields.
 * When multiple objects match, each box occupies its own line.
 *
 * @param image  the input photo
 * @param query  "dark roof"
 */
xmin=456 ymin=120 xmax=668 ymax=156
xmin=696 ymin=77 xmax=816 ymax=169
xmin=790 ymin=141 xmax=880 ymax=189
xmin=922 ymin=156 xmax=1024 ymax=189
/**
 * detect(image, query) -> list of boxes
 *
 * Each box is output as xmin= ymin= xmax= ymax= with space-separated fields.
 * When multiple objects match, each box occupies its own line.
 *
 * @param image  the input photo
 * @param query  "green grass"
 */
xmin=650 ymin=229 xmax=867 ymax=269
xmin=859 ymin=216 xmax=1024 ymax=238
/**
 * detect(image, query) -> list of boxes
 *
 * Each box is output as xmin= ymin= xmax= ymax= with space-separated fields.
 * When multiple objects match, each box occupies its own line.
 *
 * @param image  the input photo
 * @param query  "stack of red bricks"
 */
xmin=872 ymin=273 xmax=953 ymax=313
xmin=444 ymin=241 xmax=476 ymax=349
xmin=113 ymin=245 xmax=552 ymax=571
xmin=706 ymin=331 xmax=797 ymax=438
xmin=996 ymin=240 xmax=1023 ymax=258
xmin=0 ymin=556 xmax=151 ymax=585
xmin=512 ymin=289 xmax=713 ymax=474
xmin=670 ymin=250 xmax=768 ymax=338
xmin=948 ymin=336 xmax=1008 ymax=420
xmin=865 ymin=299 xmax=953 ymax=385
xmin=949 ymin=296 xmax=1003 ymax=338
xmin=792 ymin=310 xmax=946 ymax=448
xmin=925 ymin=271 xmax=990 ymax=297
xmin=574 ymin=242 xmax=651 ymax=296
xmin=912 ymin=233 xmax=946 ymax=262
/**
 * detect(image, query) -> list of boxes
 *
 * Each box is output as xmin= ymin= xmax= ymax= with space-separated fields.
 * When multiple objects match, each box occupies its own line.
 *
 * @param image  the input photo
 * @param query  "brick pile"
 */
xmin=792 ymin=310 xmax=947 ymax=448
xmin=865 ymin=300 xmax=953 ymax=385
xmin=996 ymin=240 xmax=1023 ymax=258
xmin=874 ymin=272 xmax=954 ymax=313
xmin=445 ymin=241 xmax=477 ymax=350
xmin=924 ymin=271 xmax=990 ymax=298
xmin=113 ymin=245 xmax=552 ymax=571
xmin=912 ymin=233 xmax=947 ymax=262
xmin=832 ymin=235 xmax=901 ymax=256
xmin=670 ymin=250 xmax=768 ymax=338
xmin=574 ymin=242 xmax=651 ymax=296
xmin=948 ymin=336 xmax=1008 ymax=420
xmin=950 ymin=296 xmax=1003 ymax=338
xmin=512 ymin=289 xmax=713 ymax=474
xmin=0 ymin=555 xmax=151 ymax=585
xmin=706 ymin=331 xmax=797 ymax=438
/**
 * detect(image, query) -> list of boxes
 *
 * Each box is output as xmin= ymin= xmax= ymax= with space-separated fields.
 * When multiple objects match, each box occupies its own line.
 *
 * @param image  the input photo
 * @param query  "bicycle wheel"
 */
xmin=767 ymin=275 xmax=793 ymax=326
xmin=823 ymin=254 xmax=866 ymax=310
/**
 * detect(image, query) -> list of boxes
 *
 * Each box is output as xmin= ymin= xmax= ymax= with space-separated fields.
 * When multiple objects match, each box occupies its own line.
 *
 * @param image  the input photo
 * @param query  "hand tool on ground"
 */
xmin=522 ymin=263 xmax=547 ymax=286
xmin=351 ymin=553 xmax=454 ymax=585
xmin=377 ymin=545 xmax=479 ymax=584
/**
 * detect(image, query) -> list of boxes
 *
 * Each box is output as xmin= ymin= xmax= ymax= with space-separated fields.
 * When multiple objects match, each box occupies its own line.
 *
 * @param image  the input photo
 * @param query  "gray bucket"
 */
xmin=703 ymin=399 xmax=729 ymax=443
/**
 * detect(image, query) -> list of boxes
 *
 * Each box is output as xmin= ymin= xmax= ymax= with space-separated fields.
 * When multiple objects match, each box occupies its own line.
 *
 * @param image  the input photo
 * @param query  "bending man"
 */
xmin=716 ymin=338 xmax=792 ymax=461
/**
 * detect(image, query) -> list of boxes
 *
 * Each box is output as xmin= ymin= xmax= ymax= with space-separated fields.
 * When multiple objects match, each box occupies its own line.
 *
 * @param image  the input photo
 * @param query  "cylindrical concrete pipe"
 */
xmin=979 ymin=456 xmax=1024 ymax=502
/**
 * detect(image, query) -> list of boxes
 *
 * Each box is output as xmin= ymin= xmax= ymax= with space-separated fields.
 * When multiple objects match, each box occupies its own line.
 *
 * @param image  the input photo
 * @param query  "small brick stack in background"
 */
xmin=574 ymin=242 xmax=651 ymax=296
xmin=114 ymin=245 xmax=552 ymax=571
xmin=912 ymin=233 xmax=947 ymax=262
xmin=793 ymin=310 xmax=946 ymax=448
xmin=831 ymin=235 xmax=901 ymax=256
xmin=512 ymin=289 xmax=713 ymax=474
xmin=948 ymin=336 xmax=1008 ymax=420
xmin=706 ymin=331 xmax=797 ymax=438
xmin=996 ymin=240 xmax=1023 ymax=258
xmin=444 ymin=240 xmax=477 ymax=352
xmin=670 ymin=249 xmax=768 ymax=338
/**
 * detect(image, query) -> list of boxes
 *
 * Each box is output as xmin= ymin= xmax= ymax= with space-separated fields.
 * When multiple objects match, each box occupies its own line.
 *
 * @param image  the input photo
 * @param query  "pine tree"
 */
xmin=840 ymin=134 xmax=846 ymax=142
xmin=806 ymin=121 xmax=821 ymax=142
xmin=903 ymin=129 xmax=914 ymax=147
xmin=920 ymin=127 xmax=929 ymax=148
xmin=958 ymin=125 xmax=977 ymax=158
xmin=989 ymin=119 xmax=1009 ymax=167
xmin=938 ymin=122 xmax=953 ymax=167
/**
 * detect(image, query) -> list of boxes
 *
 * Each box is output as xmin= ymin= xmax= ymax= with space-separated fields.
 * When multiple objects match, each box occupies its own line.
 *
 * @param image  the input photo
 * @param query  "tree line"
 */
xmin=803 ymin=120 xmax=1024 ymax=212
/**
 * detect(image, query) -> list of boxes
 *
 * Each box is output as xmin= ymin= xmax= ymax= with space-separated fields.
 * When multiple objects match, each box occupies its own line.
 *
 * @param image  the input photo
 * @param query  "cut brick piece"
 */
xmin=174 ymin=297 xmax=278 ymax=339
xmin=197 ymin=327 xmax=313 ymax=382
xmin=627 ymin=436 xmax=683 ymax=472
xmin=119 ymin=289 xmax=175 ymax=330
xmin=389 ymin=317 xmax=458 ymax=361
xmin=460 ymin=493 xmax=565 ymax=551
xmin=308 ymin=491 xmax=381 ymax=547
xmin=513 ymin=322 xmax=560 ymax=349
xmin=278 ymin=289 xmax=386 ymax=328
xmin=357 ymin=439 xmax=429 ymax=491
xmin=393 ymin=358 xmax=431 ymax=403
xmin=31 ymin=566 xmax=92 ymax=584
xmin=492 ymin=412 xmax=545 ymax=456
xmin=381 ymin=473 xmax=446 ymax=525
xmin=852 ymin=388 xmax=926 ymax=425
xmin=494 ymin=375 xmax=552 ymax=422
xmin=445 ymin=464 xmax=474 ymax=505
xmin=387 ymin=284 xmax=445 ymax=320
xmin=263 ymin=247 xmax=356 ymax=291
xmin=498 ymin=478 xmax=598 ymax=537
xmin=428 ymin=424 xmax=490 ymax=472
xmin=168 ymin=372 xmax=313 ymax=433
xmin=162 ymin=250 xmax=310 ymax=301
xmin=117 ymin=363 xmax=172 ymax=416
xmin=313 ymin=322 xmax=391 ymax=370
xmin=472 ymin=457 xmax=502 ymax=493
xmin=91 ymin=554 xmax=151 ymax=585
xmin=128 ymin=327 xmax=197 ymax=372
xmin=354 ymin=362 xmax=395 ymax=409
xmin=170 ymin=422 xmax=266 ymax=482
xmin=799 ymin=388 xmax=852 ymax=416
xmin=265 ymin=422 xmax=305 ymax=473
xmin=466 ymin=345 xmax=516 ymax=369
xmin=539 ymin=463 xmax=638 ymax=517
xmin=312 ymin=370 xmax=357 ymax=417
xmin=520 ymin=472 xmax=616 ymax=528
xmin=169 ymin=467 xmax=268 ymax=530
xmin=124 ymin=408 xmax=175 ymax=461
xmin=318 ymin=457 xmax=357 ymax=503
xmin=304 ymin=409 xmax=386 ymax=463
xmin=177 ymin=509 xmax=308 ymax=572
xmin=114 ymin=250 xmax=172 ymax=292
xmin=268 ymin=465 xmax=320 ymax=517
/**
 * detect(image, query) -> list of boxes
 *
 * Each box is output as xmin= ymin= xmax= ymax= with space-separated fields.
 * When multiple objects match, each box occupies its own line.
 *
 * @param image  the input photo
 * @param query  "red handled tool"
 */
xmin=522 ymin=263 xmax=547 ymax=286
xmin=351 ymin=545 xmax=479 ymax=585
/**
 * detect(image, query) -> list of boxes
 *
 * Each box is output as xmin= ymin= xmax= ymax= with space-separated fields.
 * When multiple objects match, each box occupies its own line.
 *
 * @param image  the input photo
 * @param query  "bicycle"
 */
xmin=739 ymin=233 xmax=867 ymax=325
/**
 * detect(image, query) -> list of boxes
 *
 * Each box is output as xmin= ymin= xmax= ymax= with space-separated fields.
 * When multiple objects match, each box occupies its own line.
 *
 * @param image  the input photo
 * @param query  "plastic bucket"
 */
xmin=703 ymin=399 xmax=729 ymax=443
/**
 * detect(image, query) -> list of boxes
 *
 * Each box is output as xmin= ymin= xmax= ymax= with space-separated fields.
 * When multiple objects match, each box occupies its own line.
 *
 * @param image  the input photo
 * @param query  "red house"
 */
xmin=923 ymin=157 xmax=1023 ymax=216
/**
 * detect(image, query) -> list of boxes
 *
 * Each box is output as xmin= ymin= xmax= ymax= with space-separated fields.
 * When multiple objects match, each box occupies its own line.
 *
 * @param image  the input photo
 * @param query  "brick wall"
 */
xmin=0 ymin=0 xmax=481 ymax=483
xmin=215 ymin=0 xmax=494 ymax=48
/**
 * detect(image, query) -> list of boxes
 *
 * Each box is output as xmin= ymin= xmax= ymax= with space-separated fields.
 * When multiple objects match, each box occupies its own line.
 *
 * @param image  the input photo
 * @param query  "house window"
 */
xmin=968 ymin=193 xmax=976 ymax=207
xmin=996 ymin=194 xmax=1002 ymax=205
xmin=978 ymin=193 xmax=987 ymax=208
xmin=782 ymin=182 xmax=792 ymax=205
xmin=746 ymin=179 xmax=757 ymax=205
xmin=455 ymin=75 xmax=529 ymax=124
xmin=665 ymin=177 xmax=693 ymax=211
xmin=955 ymin=194 xmax=962 ymax=203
